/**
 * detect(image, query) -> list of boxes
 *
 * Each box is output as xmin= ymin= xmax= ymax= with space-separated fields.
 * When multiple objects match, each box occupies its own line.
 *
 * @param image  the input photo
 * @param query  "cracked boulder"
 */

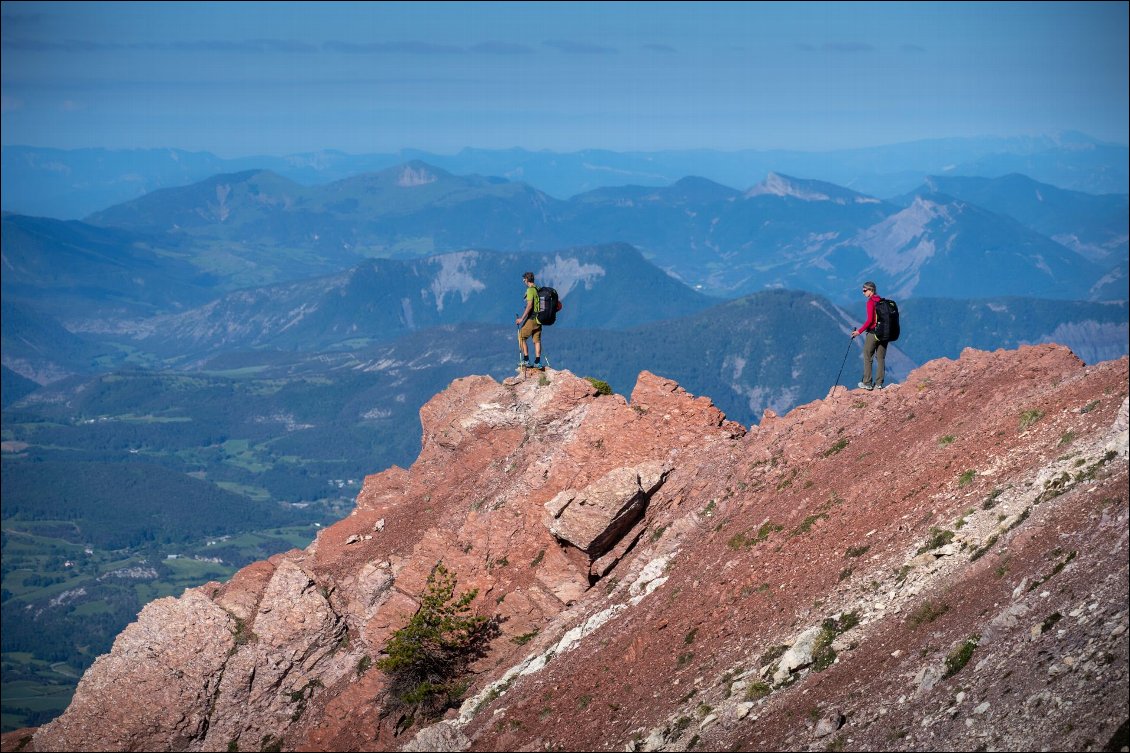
xmin=544 ymin=461 xmax=670 ymax=558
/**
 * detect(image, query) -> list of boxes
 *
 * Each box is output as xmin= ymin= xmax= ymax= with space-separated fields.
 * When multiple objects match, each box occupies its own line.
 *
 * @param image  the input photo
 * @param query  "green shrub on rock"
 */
xmin=377 ymin=562 xmax=498 ymax=729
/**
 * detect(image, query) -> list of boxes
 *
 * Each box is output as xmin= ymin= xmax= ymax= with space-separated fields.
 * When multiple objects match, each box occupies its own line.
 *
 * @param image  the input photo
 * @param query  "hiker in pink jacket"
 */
xmin=851 ymin=281 xmax=886 ymax=390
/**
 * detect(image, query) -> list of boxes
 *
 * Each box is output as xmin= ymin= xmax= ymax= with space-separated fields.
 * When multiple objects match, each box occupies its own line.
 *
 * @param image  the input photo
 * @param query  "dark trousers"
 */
xmin=862 ymin=333 xmax=887 ymax=387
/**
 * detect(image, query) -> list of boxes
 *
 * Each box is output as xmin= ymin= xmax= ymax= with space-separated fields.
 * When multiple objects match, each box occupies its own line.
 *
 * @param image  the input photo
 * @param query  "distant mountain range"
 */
xmin=3 ymin=159 xmax=1127 ymax=385
xmin=42 ymin=162 xmax=1118 ymax=302
xmin=0 ymin=213 xmax=218 ymax=321
xmin=3 ymin=133 xmax=1127 ymax=220
xmin=104 ymin=244 xmax=718 ymax=359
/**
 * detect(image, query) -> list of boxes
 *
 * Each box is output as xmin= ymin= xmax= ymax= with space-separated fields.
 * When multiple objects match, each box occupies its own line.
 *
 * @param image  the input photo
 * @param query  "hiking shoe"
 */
xmin=532 ymin=362 xmax=546 ymax=371
xmin=857 ymin=381 xmax=873 ymax=391
xmin=519 ymin=361 xmax=531 ymax=369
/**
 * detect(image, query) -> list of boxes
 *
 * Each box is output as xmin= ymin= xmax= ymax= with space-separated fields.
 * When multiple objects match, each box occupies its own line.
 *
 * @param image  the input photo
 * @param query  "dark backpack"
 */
xmin=873 ymin=297 xmax=900 ymax=342
xmin=536 ymin=286 xmax=562 ymax=325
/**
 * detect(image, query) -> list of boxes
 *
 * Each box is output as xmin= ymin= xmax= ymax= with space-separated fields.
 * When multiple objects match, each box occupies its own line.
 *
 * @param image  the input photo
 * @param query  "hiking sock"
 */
xmin=534 ymin=356 xmax=541 ymax=365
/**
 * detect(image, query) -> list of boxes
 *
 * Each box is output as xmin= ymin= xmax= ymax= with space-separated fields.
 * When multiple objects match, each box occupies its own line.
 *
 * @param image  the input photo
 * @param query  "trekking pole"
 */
xmin=829 ymin=336 xmax=853 ymax=398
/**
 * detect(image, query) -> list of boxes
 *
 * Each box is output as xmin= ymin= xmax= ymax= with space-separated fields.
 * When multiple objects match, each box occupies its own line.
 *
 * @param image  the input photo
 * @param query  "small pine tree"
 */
xmin=377 ymin=561 xmax=496 ymax=729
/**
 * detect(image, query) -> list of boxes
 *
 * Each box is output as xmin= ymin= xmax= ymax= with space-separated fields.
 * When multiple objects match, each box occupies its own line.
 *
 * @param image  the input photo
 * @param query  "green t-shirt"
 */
xmin=525 ymin=286 xmax=539 ymax=315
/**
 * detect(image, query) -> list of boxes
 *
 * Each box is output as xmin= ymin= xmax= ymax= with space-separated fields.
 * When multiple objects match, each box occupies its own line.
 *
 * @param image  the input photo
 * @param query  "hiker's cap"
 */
xmin=862 ymin=281 xmax=877 ymax=292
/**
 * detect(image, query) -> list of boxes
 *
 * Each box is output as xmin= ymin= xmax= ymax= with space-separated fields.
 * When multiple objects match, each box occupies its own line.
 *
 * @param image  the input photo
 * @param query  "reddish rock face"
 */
xmin=12 ymin=347 xmax=1128 ymax=753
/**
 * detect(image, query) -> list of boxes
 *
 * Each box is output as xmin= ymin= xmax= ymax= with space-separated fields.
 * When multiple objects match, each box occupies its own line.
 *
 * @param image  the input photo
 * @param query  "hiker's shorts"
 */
xmin=519 ymin=318 xmax=542 ymax=344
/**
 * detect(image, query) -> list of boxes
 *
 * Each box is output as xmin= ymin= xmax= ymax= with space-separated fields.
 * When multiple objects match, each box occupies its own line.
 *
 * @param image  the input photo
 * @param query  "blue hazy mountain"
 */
xmin=0 ymin=300 xmax=120 ymax=385
xmin=83 ymin=164 xmax=572 ymax=274
xmin=904 ymin=173 xmax=1128 ymax=269
xmin=1 ymin=212 xmax=218 ymax=321
xmin=822 ymin=192 xmax=1104 ymax=301
xmin=84 ymin=162 xmax=563 ymax=241
xmin=4 ymin=133 xmax=1126 ymax=220
xmin=2 ymin=161 xmax=1125 ymax=389
xmin=122 ymin=244 xmax=717 ymax=358
xmin=896 ymin=174 xmax=1128 ymax=301
xmin=75 ymin=164 xmax=1119 ymax=303
xmin=1 ymin=364 xmax=41 ymax=408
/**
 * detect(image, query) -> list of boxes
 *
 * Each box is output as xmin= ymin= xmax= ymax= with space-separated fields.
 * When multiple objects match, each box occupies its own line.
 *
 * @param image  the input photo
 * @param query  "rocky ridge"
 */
xmin=6 ymin=344 xmax=1127 ymax=752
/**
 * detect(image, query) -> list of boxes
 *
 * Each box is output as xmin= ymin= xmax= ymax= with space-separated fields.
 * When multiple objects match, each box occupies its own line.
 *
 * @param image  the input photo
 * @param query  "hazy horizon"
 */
xmin=2 ymin=2 xmax=1127 ymax=158
xmin=4 ymin=128 xmax=1128 ymax=160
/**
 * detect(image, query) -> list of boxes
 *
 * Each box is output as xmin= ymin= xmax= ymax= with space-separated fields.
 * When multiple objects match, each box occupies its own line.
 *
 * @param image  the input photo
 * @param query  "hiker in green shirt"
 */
xmin=515 ymin=271 xmax=544 ymax=370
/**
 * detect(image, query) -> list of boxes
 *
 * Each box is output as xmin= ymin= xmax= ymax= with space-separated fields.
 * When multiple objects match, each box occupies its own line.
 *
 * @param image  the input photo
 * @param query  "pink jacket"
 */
xmin=855 ymin=295 xmax=882 ymax=335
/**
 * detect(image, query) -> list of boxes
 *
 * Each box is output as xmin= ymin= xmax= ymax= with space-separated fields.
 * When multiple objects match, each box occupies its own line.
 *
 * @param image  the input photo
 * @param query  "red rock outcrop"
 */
xmin=9 ymin=346 xmax=1127 ymax=752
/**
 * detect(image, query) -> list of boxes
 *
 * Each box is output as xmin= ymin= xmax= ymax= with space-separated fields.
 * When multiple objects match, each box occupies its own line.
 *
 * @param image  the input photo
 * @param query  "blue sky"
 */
xmin=1 ymin=1 xmax=1127 ymax=157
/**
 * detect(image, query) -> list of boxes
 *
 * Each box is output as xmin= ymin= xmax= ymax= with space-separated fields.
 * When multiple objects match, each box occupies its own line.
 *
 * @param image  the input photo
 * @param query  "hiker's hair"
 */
xmin=862 ymin=281 xmax=877 ymax=292
xmin=522 ymin=271 xmax=535 ymax=283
